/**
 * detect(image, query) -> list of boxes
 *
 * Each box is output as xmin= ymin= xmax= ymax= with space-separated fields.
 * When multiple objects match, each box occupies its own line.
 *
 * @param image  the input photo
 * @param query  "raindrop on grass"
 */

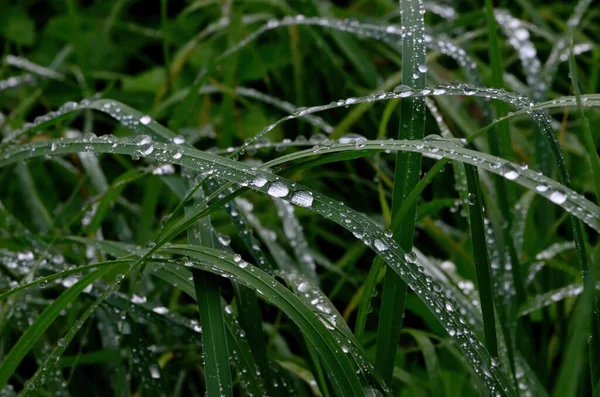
xmin=298 ymin=281 xmax=310 ymax=293
xmin=467 ymin=193 xmax=476 ymax=205
xmin=549 ymin=189 xmax=567 ymax=204
xmin=290 ymin=191 xmax=313 ymax=207
xmin=404 ymin=251 xmax=417 ymax=264
xmin=267 ymin=181 xmax=289 ymax=198
xmin=535 ymin=183 xmax=548 ymax=192
xmin=251 ymin=175 xmax=268 ymax=187
xmin=140 ymin=115 xmax=152 ymax=125
xmin=500 ymin=163 xmax=520 ymax=180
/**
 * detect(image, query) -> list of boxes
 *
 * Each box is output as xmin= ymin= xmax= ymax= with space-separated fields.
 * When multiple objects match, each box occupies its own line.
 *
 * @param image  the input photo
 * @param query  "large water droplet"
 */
xmin=267 ymin=181 xmax=289 ymax=198
xmin=251 ymin=175 xmax=268 ymax=187
xmin=404 ymin=251 xmax=417 ymax=264
xmin=500 ymin=163 xmax=520 ymax=180
xmin=290 ymin=191 xmax=313 ymax=207
xmin=374 ymin=239 xmax=388 ymax=251
xmin=298 ymin=281 xmax=310 ymax=293
xmin=549 ymin=189 xmax=567 ymax=204
xmin=140 ymin=115 xmax=152 ymax=125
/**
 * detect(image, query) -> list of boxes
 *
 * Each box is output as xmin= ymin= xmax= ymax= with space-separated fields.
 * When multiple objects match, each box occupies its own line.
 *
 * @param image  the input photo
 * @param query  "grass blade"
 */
xmin=375 ymin=0 xmax=427 ymax=383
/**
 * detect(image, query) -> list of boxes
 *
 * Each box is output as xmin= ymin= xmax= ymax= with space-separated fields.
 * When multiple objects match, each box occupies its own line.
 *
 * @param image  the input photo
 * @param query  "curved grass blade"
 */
xmin=163 ymin=245 xmax=368 ymax=396
xmin=0 ymin=140 xmax=524 ymax=394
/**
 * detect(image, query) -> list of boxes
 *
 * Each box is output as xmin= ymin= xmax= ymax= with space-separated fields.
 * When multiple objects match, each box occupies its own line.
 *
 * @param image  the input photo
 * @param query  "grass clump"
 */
xmin=0 ymin=1 xmax=599 ymax=396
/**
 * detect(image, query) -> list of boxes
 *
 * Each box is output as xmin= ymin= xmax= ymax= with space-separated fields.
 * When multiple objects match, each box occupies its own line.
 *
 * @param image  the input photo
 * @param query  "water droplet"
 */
xmin=535 ymin=183 xmax=548 ymax=192
xmin=404 ymin=251 xmax=417 ymax=264
xmin=500 ymin=163 xmax=520 ymax=180
xmin=233 ymin=254 xmax=242 ymax=262
xmin=298 ymin=282 xmax=310 ymax=293
xmin=418 ymin=64 xmax=428 ymax=73
xmin=149 ymin=364 xmax=161 ymax=379
xmin=393 ymin=84 xmax=412 ymax=93
xmin=173 ymin=152 xmax=183 ymax=159
xmin=267 ymin=181 xmax=289 ymax=198
xmin=549 ymin=189 xmax=567 ymax=204
xmin=140 ymin=115 xmax=152 ymax=125
xmin=172 ymin=135 xmax=185 ymax=145
xmin=290 ymin=191 xmax=313 ymax=207
xmin=224 ymin=305 xmax=233 ymax=314
xmin=218 ymin=234 xmax=231 ymax=246
xmin=374 ymin=239 xmax=388 ymax=251
xmin=251 ymin=175 xmax=268 ymax=187
xmin=467 ymin=193 xmax=476 ymax=205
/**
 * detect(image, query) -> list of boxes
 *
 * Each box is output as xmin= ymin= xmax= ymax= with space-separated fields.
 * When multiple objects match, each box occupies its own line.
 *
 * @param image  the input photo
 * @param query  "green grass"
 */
xmin=0 ymin=1 xmax=599 ymax=396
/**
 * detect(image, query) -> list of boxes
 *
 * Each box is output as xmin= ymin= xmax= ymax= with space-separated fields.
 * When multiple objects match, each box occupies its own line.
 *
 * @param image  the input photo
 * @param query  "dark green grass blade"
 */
xmin=375 ymin=0 xmax=426 ymax=383
xmin=569 ymin=42 xmax=600 ymax=386
xmin=187 ymin=186 xmax=233 ymax=397
xmin=464 ymin=164 xmax=498 ymax=358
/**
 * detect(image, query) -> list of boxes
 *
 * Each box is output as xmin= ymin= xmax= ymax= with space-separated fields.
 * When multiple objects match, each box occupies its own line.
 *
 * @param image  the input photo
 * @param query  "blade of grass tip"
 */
xmin=376 ymin=0 xmax=426 ymax=384
xmin=464 ymin=164 xmax=498 ymax=358
xmin=569 ymin=44 xmax=600 ymax=386
xmin=186 ymin=183 xmax=232 ymax=397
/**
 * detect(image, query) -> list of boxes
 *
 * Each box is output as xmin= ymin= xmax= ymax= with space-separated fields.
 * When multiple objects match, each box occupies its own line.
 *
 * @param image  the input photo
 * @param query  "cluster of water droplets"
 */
xmin=4 ymin=55 xmax=65 ymax=81
xmin=495 ymin=10 xmax=545 ymax=99
xmin=0 ymin=74 xmax=36 ymax=92
xmin=274 ymin=200 xmax=318 ymax=279
xmin=543 ymin=0 xmax=594 ymax=85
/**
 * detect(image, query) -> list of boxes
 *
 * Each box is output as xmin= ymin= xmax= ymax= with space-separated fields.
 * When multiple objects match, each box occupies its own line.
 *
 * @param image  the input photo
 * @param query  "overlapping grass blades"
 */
xmin=1 ymin=1 xmax=599 ymax=394
xmin=7 ymin=127 xmax=587 ymax=394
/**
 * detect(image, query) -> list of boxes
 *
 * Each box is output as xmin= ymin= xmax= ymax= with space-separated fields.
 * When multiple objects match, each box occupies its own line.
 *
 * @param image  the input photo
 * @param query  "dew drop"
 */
xmin=549 ymin=189 xmax=567 ymax=204
xmin=140 ymin=115 xmax=152 ymax=125
xmin=535 ymin=183 xmax=548 ymax=192
xmin=373 ymin=239 xmax=388 ymax=251
xmin=298 ymin=281 xmax=310 ymax=293
xmin=467 ymin=193 xmax=476 ymax=205
xmin=267 ymin=181 xmax=289 ymax=198
xmin=290 ymin=191 xmax=313 ymax=207
xmin=251 ymin=175 xmax=268 ymax=187
xmin=500 ymin=163 xmax=520 ymax=180
xmin=404 ymin=251 xmax=417 ymax=264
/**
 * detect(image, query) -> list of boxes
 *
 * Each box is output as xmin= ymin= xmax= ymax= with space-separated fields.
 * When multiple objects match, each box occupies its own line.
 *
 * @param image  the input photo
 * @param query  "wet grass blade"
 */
xmin=464 ymin=164 xmax=498 ymax=358
xmin=187 ymin=186 xmax=233 ymax=397
xmin=376 ymin=0 xmax=427 ymax=383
